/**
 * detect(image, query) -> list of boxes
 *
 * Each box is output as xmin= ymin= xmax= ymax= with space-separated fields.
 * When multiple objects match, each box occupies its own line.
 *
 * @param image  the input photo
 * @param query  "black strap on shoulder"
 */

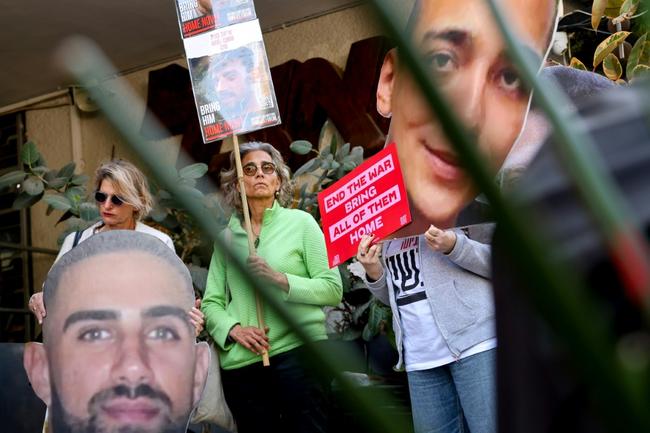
xmin=72 ymin=230 xmax=83 ymax=249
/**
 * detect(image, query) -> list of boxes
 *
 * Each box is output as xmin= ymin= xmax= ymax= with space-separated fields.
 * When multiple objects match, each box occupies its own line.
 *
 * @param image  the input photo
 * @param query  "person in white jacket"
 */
xmin=27 ymin=159 xmax=204 ymax=335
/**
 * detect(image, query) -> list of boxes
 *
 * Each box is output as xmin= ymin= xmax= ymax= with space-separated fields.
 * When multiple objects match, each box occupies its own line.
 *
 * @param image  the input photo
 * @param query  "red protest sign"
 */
xmin=318 ymin=143 xmax=411 ymax=268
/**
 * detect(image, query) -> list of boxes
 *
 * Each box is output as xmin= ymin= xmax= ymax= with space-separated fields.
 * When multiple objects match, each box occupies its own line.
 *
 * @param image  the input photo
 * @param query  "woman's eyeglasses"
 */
xmin=243 ymin=162 xmax=276 ymax=177
xmin=94 ymin=191 xmax=125 ymax=206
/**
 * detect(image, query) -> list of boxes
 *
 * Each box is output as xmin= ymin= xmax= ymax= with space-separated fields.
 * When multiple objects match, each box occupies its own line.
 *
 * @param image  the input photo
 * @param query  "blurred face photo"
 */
xmin=377 ymin=0 xmax=556 ymax=230
xmin=24 ymin=251 xmax=209 ymax=433
xmin=210 ymin=57 xmax=252 ymax=115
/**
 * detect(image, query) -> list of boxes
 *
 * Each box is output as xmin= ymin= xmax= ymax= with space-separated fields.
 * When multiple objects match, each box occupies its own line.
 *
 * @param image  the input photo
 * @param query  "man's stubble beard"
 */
xmin=49 ymin=383 xmax=191 ymax=433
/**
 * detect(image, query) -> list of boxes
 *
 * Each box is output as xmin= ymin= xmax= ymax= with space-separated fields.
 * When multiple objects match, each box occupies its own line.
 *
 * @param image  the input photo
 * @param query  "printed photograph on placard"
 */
xmin=186 ymin=20 xmax=281 ymax=142
xmin=175 ymin=0 xmax=257 ymax=38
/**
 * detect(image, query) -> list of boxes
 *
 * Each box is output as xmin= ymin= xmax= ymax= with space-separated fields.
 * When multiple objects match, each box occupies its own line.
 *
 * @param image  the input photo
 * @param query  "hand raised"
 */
xmin=424 ymin=224 xmax=456 ymax=254
xmin=356 ymin=234 xmax=383 ymax=281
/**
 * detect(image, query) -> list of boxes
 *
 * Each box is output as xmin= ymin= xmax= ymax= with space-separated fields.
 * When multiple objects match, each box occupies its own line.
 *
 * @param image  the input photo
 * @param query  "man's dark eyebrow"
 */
xmin=63 ymin=310 xmax=119 ymax=332
xmin=422 ymin=29 xmax=471 ymax=47
xmin=142 ymin=305 xmax=188 ymax=320
xmin=142 ymin=305 xmax=192 ymax=331
xmin=143 ymin=305 xmax=193 ymax=332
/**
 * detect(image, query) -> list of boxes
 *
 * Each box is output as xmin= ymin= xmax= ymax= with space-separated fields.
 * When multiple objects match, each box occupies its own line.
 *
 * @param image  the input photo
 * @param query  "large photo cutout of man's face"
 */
xmin=377 ymin=0 xmax=558 ymax=231
xmin=23 ymin=232 xmax=209 ymax=433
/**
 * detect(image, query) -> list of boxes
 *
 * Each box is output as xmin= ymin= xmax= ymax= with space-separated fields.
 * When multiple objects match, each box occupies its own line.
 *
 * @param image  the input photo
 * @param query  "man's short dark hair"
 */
xmin=43 ymin=230 xmax=193 ymax=313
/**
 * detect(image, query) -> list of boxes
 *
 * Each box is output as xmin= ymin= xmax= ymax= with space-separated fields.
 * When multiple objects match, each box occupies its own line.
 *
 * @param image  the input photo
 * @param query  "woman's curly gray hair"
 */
xmin=221 ymin=141 xmax=294 ymax=214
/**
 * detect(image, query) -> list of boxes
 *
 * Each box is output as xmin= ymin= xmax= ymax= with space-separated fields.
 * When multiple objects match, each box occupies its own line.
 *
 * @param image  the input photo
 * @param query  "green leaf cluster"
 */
xmin=577 ymin=1 xmax=650 ymax=82
xmin=291 ymin=125 xmax=364 ymax=221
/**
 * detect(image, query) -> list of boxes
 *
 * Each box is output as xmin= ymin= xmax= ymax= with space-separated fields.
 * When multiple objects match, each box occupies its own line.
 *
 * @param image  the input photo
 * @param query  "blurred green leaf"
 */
xmin=0 ymin=170 xmax=26 ymax=190
xmin=342 ymin=155 xmax=358 ymax=171
xmin=298 ymin=182 xmax=309 ymax=199
xmin=43 ymin=169 xmax=57 ymax=182
xmin=178 ymin=177 xmax=197 ymax=188
xmin=48 ymin=177 xmax=68 ymax=189
xmin=320 ymin=154 xmax=334 ymax=170
xmin=605 ymin=0 xmax=625 ymax=17
xmin=65 ymin=186 xmax=86 ymax=204
xmin=330 ymin=160 xmax=341 ymax=170
xmin=631 ymin=64 xmax=650 ymax=80
xmin=46 ymin=204 xmax=55 ymax=216
xmin=179 ymin=163 xmax=208 ymax=179
xmin=13 ymin=191 xmax=43 ymax=209
xmin=71 ymin=174 xmax=90 ymax=186
xmin=289 ymin=140 xmax=313 ymax=155
xmin=603 ymin=53 xmax=623 ymax=80
xmin=35 ymin=153 xmax=47 ymax=168
xmin=329 ymin=133 xmax=338 ymax=157
xmin=23 ymin=176 xmax=44 ymax=196
xmin=335 ymin=142 xmax=351 ymax=160
xmin=620 ymin=0 xmax=640 ymax=16
xmin=58 ymin=162 xmax=76 ymax=180
xmin=43 ymin=193 xmax=72 ymax=211
xmin=178 ymin=186 xmax=204 ymax=200
xmin=593 ymin=31 xmax=631 ymax=67
xmin=55 ymin=210 xmax=74 ymax=226
xmin=21 ymin=141 xmax=40 ymax=166
xmin=31 ymin=166 xmax=48 ymax=176
xmin=627 ymin=33 xmax=649 ymax=78
xmin=593 ymin=0 xmax=608 ymax=29
xmin=362 ymin=301 xmax=391 ymax=341
xmin=294 ymin=158 xmax=320 ymax=177
xmin=569 ymin=57 xmax=588 ymax=71
xmin=350 ymin=146 xmax=364 ymax=165
xmin=79 ymin=202 xmax=99 ymax=221
xmin=150 ymin=203 xmax=168 ymax=222
xmin=321 ymin=144 xmax=331 ymax=158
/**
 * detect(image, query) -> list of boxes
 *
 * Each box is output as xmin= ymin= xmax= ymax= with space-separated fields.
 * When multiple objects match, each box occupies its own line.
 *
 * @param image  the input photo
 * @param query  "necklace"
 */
xmin=252 ymin=224 xmax=261 ymax=249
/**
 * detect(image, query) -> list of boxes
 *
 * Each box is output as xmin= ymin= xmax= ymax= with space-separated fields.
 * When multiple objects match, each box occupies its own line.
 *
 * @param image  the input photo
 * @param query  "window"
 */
xmin=0 ymin=112 xmax=33 ymax=342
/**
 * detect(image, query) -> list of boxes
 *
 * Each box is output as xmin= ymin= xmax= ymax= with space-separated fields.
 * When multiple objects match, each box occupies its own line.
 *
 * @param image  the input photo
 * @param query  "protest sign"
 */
xmin=318 ymin=143 xmax=411 ymax=267
xmin=184 ymin=19 xmax=281 ymax=142
xmin=175 ymin=0 xmax=257 ymax=38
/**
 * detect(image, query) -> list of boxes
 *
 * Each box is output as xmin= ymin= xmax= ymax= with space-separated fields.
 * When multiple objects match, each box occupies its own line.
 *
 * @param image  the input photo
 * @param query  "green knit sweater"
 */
xmin=202 ymin=201 xmax=343 ymax=370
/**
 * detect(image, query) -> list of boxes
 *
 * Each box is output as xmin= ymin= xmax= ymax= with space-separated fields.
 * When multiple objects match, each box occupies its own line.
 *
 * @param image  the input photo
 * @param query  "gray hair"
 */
xmin=43 ymin=230 xmax=193 ymax=315
xmin=94 ymin=159 xmax=153 ymax=221
xmin=220 ymin=141 xmax=294 ymax=214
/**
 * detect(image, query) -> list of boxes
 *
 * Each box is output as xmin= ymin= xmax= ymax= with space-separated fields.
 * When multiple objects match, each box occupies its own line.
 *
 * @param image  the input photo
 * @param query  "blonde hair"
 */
xmin=94 ymin=159 xmax=153 ymax=220
xmin=220 ymin=141 xmax=293 ymax=215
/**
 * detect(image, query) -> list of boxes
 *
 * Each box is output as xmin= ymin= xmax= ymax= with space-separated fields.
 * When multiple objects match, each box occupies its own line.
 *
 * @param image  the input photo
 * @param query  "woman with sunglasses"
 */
xmin=28 ymin=159 xmax=205 ymax=335
xmin=202 ymin=141 xmax=342 ymax=433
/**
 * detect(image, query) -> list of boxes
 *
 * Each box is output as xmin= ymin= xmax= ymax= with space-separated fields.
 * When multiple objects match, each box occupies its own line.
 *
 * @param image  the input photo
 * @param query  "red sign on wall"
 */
xmin=318 ymin=143 xmax=411 ymax=268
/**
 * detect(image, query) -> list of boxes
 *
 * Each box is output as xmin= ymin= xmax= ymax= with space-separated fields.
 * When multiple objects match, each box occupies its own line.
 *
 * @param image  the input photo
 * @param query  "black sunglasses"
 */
xmin=243 ymin=162 xmax=276 ymax=177
xmin=94 ymin=191 xmax=125 ymax=206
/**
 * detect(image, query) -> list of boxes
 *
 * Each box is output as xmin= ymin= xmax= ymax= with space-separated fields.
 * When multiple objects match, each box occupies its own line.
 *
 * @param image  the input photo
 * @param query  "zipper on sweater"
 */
xmin=417 ymin=236 xmax=461 ymax=358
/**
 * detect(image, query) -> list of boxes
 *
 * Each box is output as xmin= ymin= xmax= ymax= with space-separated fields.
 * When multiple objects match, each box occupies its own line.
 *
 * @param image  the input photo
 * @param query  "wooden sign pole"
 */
xmin=232 ymin=134 xmax=270 ymax=366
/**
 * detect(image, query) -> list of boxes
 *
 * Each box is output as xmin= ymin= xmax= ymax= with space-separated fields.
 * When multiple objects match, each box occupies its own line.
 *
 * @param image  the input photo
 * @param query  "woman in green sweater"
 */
xmin=202 ymin=141 xmax=343 ymax=433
